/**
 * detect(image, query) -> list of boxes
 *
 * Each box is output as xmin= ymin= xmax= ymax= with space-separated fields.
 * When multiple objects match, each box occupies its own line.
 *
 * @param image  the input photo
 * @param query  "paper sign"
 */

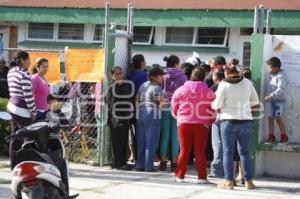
xmin=65 ymin=48 xmax=104 ymax=82
xmin=29 ymin=52 xmax=61 ymax=85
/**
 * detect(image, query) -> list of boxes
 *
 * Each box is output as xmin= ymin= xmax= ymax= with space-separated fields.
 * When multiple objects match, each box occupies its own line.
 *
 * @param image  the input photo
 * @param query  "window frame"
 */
xmin=57 ymin=23 xmax=85 ymax=42
xmin=92 ymin=24 xmax=104 ymax=43
xmin=26 ymin=22 xmax=56 ymax=41
xmin=163 ymin=27 xmax=229 ymax=47
xmin=26 ymin=23 xmax=86 ymax=43
xmin=164 ymin=27 xmax=196 ymax=46
xmin=132 ymin=26 xmax=154 ymax=46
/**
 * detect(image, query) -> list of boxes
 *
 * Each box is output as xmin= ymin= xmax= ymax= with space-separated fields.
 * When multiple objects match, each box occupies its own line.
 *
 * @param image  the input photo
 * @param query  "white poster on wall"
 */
xmin=272 ymin=35 xmax=300 ymax=87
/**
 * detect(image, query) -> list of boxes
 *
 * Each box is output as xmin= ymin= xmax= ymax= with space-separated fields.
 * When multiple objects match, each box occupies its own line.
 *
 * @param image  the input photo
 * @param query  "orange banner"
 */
xmin=29 ymin=52 xmax=61 ymax=85
xmin=65 ymin=48 xmax=104 ymax=82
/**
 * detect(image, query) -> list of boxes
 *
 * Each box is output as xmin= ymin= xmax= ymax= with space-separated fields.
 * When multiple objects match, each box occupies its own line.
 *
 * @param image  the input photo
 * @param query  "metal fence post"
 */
xmin=98 ymin=3 xmax=133 ymax=166
xmin=266 ymin=9 xmax=272 ymax=34
xmin=99 ymin=2 xmax=111 ymax=166
xmin=253 ymin=7 xmax=259 ymax=34
xmin=258 ymin=5 xmax=265 ymax=33
xmin=127 ymin=4 xmax=134 ymax=71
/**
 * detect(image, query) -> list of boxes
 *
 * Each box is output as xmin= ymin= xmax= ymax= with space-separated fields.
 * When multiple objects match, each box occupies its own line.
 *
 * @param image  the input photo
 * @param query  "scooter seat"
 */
xmin=15 ymin=149 xmax=54 ymax=166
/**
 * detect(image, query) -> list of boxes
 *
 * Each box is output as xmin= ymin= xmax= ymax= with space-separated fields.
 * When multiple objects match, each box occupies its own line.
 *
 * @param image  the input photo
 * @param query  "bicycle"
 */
xmin=61 ymin=124 xmax=98 ymax=164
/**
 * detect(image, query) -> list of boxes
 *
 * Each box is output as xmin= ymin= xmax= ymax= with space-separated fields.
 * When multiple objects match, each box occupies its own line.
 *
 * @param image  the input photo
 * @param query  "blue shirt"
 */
xmin=128 ymin=70 xmax=148 ymax=95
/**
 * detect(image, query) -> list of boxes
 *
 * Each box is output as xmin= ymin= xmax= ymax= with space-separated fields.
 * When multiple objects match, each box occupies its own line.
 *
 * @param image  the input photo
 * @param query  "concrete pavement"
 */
xmin=0 ymin=158 xmax=300 ymax=199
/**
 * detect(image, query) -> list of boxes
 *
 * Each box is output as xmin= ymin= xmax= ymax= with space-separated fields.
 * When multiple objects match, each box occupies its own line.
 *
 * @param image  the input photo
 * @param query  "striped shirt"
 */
xmin=7 ymin=66 xmax=36 ymax=118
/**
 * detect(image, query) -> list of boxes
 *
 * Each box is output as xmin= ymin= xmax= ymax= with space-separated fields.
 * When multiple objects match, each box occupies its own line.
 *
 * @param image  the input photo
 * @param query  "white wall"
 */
xmin=257 ymin=151 xmax=300 ymax=178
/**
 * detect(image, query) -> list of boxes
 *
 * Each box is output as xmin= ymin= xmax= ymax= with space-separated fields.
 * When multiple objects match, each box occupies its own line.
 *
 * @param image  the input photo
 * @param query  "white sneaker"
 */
xmin=175 ymin=177 xmax=185 ymax=183
xmin=197 ymin=179 xmax=209 ymax=184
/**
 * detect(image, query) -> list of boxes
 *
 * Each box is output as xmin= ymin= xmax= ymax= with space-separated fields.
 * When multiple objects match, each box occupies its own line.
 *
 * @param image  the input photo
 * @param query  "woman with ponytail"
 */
xmin=160 ymin=55 xmax=187 ymax=171
xmin=7 ymin=51 xmax=37 ymax=169
xmin=31 ymin=58 xmax=50 ymax=119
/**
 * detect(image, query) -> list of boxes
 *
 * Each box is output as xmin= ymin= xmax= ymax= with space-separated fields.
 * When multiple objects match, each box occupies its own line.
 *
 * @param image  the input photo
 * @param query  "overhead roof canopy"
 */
xmin=0 ymin=7 xmax=300 ymax=28
xmin=0 ymin=0 xmax=300 ymax=10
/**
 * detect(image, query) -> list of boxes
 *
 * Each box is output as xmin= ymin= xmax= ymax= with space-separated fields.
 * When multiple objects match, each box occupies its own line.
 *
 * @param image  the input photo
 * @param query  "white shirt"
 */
xmin=211 ymin=78 xmax=259 ymax=120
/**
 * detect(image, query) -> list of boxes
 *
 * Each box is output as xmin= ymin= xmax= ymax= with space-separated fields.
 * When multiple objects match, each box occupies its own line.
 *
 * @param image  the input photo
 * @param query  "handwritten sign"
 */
xmin=65 ymin=48 xmax=104 ymax=82
xmin=29 ymin=52 xmax=61 ymax=85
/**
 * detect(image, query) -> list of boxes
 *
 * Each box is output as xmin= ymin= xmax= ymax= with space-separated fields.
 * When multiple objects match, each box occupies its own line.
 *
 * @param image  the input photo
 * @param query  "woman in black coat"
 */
xmin=105 ymin=66 xmax=134 ymax=169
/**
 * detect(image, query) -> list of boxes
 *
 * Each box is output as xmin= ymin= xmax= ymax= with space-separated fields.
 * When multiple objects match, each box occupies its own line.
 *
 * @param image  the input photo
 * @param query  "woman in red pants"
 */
xmin=171 ymin=66 xmax=216 ymax=184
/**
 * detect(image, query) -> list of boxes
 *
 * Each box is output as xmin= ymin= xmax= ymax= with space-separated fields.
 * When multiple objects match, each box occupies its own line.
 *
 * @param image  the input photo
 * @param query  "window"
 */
xmin=165 ymin=27 xmax=229 ymax=47
xmin=28 ymin=23 xmax=54 ymax=40
xmin=93 ymin=25 xmax=104 ymax=42
xmin=273 ymin=28 xmax=300 ymax=35
xmin=116 ymin=25 xmax=127 ymax=31
xmin=240 ymin=28 xmax=253 ymax=36
xmin=196 ymin=28 xmax=227 ymax=45
xmin=133 ymin=27 xmax=154 ymax=45
xmin=58 ymin=24 xmax=84 ymax=40
xmin=165 ymin=27 xmax=194 ymax=44
xmin=243 ymin=42 xmax=251 ymax=67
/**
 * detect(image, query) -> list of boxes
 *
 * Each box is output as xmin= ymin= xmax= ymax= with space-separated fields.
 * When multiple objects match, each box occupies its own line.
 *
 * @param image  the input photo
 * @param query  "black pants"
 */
xmin=9 ymin=113 xmax=32 ymax=170
xmin=110 ymin=127 xmax=129 ymax=168
xmin=206 ymin=129 xmax=214 ymax=161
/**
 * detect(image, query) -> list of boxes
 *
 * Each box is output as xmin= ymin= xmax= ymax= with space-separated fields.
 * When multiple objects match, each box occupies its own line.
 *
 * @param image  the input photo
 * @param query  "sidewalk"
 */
xmin=0 ymin=158 xmax=300 ymax=199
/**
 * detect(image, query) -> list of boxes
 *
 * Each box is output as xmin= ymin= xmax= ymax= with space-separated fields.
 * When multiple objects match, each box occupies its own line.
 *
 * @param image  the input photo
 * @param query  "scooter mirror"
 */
xmin=0 ymin=111 xmax=12 ymax=121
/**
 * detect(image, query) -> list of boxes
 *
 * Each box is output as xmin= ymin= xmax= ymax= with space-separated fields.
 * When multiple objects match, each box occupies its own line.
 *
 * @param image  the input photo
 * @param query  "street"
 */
xmin=0 ymin=158 xmax=300 ymax=199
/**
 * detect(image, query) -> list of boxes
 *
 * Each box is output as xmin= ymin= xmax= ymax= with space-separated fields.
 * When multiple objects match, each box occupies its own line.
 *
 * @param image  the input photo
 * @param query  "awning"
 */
xmin=1 ymin=7 xmax=300 ymax=28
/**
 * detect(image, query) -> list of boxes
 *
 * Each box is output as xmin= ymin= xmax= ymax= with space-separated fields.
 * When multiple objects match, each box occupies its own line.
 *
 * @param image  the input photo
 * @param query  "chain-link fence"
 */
xmin=0 ymin=3 xmax=134 ymax=166
xmin=0 ymin=16 xmax=133 ymax=167
xmin=0 ymin=48 xmax=100 ymax=164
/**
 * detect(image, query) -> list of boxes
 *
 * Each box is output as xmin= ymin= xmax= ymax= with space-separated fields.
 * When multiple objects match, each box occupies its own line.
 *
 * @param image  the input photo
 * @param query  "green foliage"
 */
xmin=0 ymin=98 xmax=10 ymax=155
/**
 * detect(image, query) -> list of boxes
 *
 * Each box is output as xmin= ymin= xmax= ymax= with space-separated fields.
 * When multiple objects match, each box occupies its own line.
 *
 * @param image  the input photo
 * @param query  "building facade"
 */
xmin=0 ymin=0 xmax=300 ymax=66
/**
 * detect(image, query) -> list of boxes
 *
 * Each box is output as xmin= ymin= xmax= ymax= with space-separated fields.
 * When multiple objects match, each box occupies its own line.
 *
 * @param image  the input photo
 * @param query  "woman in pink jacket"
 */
xmin=171 ymin=66 xmax=216 ymax=184
xmin=31 ymin=58 xmax=49 ymax=120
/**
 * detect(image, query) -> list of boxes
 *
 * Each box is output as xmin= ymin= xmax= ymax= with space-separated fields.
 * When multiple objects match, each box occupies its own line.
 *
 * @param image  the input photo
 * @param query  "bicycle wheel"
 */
xmin=69 ymin=137 xmax=98 ymax=164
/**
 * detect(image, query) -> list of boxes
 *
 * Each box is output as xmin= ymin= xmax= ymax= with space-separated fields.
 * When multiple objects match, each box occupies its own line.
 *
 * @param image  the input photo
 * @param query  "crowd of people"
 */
xmin=1 ymin=49 xmax=289 ymax=191
xmin=106 ymin=53 xmax=288 ymax=190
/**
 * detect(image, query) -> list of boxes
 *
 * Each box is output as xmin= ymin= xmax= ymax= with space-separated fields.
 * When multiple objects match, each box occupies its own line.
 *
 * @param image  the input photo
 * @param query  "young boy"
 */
xmin=265 ymin=57 xmax=288 ymax=144
xmin=45 ymin=94 xmax=69 ymax=126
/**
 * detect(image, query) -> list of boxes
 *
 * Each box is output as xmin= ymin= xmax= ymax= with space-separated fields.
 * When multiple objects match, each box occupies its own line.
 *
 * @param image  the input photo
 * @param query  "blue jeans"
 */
xmin=136 ymin=109 xmax=161 ymax=171
xmin=267 ymin=100 xmax=285 ymax=118
xmin=210 ymin=121 xmax=224 ymax=178
xmin=221 ymin=121 xmax=253 ymax=181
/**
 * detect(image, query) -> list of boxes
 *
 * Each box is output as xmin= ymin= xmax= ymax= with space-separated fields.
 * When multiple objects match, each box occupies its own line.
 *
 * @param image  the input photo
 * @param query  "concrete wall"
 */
xmin=257 ymin=151 xmax=300 ymax=178
xmin=255 ymin=34 xmax=300 ymax=179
